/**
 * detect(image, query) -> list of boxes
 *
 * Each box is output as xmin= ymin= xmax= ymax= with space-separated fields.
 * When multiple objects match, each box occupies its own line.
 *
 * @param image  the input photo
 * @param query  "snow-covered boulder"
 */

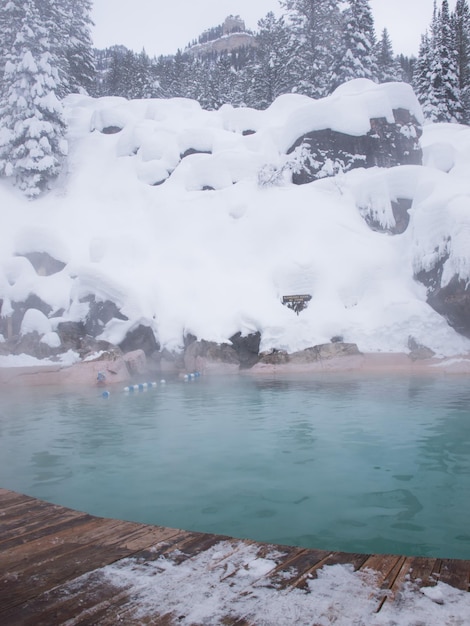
xmin=288 ymin=81 xmax=423 ymax=184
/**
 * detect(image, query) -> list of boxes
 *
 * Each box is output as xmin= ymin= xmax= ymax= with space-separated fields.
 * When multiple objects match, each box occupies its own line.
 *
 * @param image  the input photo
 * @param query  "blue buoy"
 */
xmin=102 ymin=390 xmax=110 ymax=399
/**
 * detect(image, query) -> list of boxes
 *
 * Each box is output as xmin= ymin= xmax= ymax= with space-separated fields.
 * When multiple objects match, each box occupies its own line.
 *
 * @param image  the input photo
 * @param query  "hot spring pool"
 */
xmin=1 ymin=373 xmax=469 ymax=559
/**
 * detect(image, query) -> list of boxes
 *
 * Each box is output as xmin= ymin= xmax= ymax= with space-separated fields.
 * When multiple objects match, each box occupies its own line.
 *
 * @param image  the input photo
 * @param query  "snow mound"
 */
xmin=1 ymin=80 xmax=470 ymax=359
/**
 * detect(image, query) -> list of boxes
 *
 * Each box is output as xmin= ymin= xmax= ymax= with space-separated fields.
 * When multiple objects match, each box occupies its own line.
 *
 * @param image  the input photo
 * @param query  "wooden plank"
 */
xmin=1 ymin=489 xmax=470 ymax=625
xmin=0 ymin=490 xmax=36 ymax=511
xmin=0 ymin=575 xmax=135 ymax=626
xmin=263 ymin=547 xmax=332 ymax=591
xmin=438 ymin=559 xmax=470 ymax=591
xmin=0 ymin=517 xmax=120 ymax=571
xmin=0 ymin=521 xmax=183 ymax=612
xmin=4 ymin=534 xmax=239 ymax=626
xmin=0 ymin=506 xmax=92 ymax=549
xmin=0 ymin=499 xmax=71 ymax=528
xmin=92 ymin=538 xmax=269 ymax=626
xmin=292 ymin=550 xmax=370 ymax=592
xmin=382 ymin=555 xmax=440 ymax=606
xmin=361 ymin=553 xmax=404 ymax=585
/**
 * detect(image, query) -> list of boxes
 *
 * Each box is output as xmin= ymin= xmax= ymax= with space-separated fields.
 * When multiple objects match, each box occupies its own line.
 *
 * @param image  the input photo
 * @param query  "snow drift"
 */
xmin=1 ymin=79 xmax=470 ymax=364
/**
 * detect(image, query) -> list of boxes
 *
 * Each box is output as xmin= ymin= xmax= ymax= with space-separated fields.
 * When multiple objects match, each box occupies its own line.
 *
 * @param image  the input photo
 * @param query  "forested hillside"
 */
xmin=1 ymin=0 xmax=470 ymax=199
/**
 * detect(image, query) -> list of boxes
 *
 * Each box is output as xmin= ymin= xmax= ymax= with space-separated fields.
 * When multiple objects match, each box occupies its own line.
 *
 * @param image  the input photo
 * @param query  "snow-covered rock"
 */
xmin=1 ymin=80 xmax=470 ymax=370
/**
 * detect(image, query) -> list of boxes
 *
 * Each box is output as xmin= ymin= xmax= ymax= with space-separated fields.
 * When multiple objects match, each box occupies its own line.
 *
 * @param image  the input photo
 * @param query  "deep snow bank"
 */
xmin=1 ymin=79 xmax=470 ymax=363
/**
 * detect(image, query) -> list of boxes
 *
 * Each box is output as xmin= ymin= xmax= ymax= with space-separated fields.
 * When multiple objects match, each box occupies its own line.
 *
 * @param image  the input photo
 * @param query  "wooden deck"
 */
xmin=0 ymin=488 xmax=469 ymax=625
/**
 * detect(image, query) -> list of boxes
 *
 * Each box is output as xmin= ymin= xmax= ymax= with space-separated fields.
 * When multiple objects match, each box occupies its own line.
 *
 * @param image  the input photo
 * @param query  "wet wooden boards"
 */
xmin=0 ymin=488 xmax=468 ymax=625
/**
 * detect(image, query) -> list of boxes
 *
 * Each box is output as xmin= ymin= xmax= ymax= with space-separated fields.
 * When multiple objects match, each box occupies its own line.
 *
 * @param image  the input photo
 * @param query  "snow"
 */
xmin=1 ymin=79 xmax=470 ymax=362
xmin=0 ymin=350 xmax=79 ymax=368
xmin=87 ymin=540 xmax=470 ymax=626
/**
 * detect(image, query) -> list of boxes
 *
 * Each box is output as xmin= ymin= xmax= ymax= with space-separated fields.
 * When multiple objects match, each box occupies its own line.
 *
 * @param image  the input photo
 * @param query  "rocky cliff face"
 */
xmin=187 ymin=33 xmax=256 ymax=57
xmin=185 ymin=15 xmax=256 ymax=58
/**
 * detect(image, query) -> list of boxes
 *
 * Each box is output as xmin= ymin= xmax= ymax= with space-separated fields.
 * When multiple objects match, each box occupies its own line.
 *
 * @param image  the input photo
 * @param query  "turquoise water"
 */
xmin=1 ymin=374 xmax=469 ymax=559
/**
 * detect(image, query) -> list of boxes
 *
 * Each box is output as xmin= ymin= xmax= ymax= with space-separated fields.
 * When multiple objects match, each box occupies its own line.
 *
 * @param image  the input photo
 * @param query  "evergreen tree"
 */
xmin=416 ymin=1 xmax=462 ymax=122
xmin=35 ymin=0 xmax=69 ymax=97
xmin=0 ymin=0 xmax=67 ymax=197
xmin=414 ymin=32 xmax=433 ymax=114
xmin=0 ymin=0 xmax=24 ymax=87
xmin=164 ymin=50 xmax=192 ymax=98
xmin=330 ymin=0 xmax=378 ymax=90
xmin=62 ymin=0 xmax=95 ymax=94
xmin=246 ymin=12 xmax=295 ymax=108
xmin=280 ymin=0 xmax=343 ymax=98
xmin=452 ymin=0 xmax=470 ymax=123
xmin=397 ymin=54 xmax=415 ymax=84
xmin=205 ymin=55 xmax=241 ymax=109
xmin=376 ymin=28 xmax=402 ymax=82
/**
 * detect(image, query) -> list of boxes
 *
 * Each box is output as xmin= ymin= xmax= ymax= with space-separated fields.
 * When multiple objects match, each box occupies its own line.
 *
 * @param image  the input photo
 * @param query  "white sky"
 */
xmin=91 ymin=0 xmax=457 ymax=58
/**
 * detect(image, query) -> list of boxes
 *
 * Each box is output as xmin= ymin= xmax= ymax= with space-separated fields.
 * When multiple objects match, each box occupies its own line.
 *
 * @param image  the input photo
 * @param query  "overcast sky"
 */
xmin=91 ymin=0 xmax=457 ymax=59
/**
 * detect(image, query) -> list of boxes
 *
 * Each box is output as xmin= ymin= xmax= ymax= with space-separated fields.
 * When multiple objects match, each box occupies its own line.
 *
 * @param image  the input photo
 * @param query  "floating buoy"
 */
xmin=183 ymin=372 xmax=201 ymax=382
xmin=123 ymin=382 xmax=158 ymax=393
xmin=102 ymin=390 xmax=110 ymax=399
xmin=160 ymin=379 xmax=166 ymax=385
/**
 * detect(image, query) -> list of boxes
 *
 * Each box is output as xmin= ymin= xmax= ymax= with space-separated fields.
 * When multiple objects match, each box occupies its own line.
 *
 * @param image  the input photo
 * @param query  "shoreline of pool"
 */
xmin=1 ymin=350 xmax=470 ymax=387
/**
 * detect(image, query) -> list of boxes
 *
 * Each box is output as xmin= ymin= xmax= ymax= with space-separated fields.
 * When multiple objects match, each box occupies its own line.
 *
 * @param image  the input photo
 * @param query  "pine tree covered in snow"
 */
xmin=0 ymin=0 xmax=67 ymax=198
xmin=61 ymin=0 xmax=95 ymax=95
xmin=280 ymin=0 xmax=343 ymax=98
xmin=330 ymin=0 xmax=378 ymax=90
xmin=414 ymin=32 xmax=434 ymax=115
xmin=415 ymin=1 xmax=462 ymax=123
xmin=452 ymin=0 xmax=470 ymax=123
xmin=0 ymin=0 xmax=24 ymax=87
xmin=246 ymin=12 xmax=295 ymax=108
xmin=376 ymin=28 xmax=402 ymax=83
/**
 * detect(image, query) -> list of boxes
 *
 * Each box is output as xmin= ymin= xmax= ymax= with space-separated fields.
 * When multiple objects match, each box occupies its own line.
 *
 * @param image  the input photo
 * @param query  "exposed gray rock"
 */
xmin=56 ymin=321 xmax=87 ymax=351
xmin=123 ymin=349 xmax=147 ymax=376
xmin=101 ymin=126 xmax=122 ymax=134
xmin=290 ymin=342 xmax=361 ymax=364
xmin=407 ymin=336 xmax=436 ymax=361
xmin=11 ymin=331 xmax=56 ymax=359
xmin=257 ymin=349 xmax=290 ymax=365
xmin=229 ymin=331 xmax=261 ymax=369
xmin=82 ymin=296 xmax=128 ymax=338
xmin=184 ymin=339 xmax=240 ymax=373
xmin=119 ymin=324 xmax=160 ymax=356
xmin=55 ymin=321 xmax=115 ymax=358
xmin=8 ymin=295 xmax=53 ymax=338
xmin=148 ymin=348 xmax=185 ymax=374
xmin=258 ymin=343 xmax=361 ymax=366
xmin=17 ymin=252 xmax=66 ymax=276
xmin=289 ymin=108 xmax=422 ymax=185
xmin=415 ymin=260 xmax=470 ymax=339
xmin=180 ymin=148 xmax=212 ymax=159
xmin=361 ymin=197 xmax=413 ymax=235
